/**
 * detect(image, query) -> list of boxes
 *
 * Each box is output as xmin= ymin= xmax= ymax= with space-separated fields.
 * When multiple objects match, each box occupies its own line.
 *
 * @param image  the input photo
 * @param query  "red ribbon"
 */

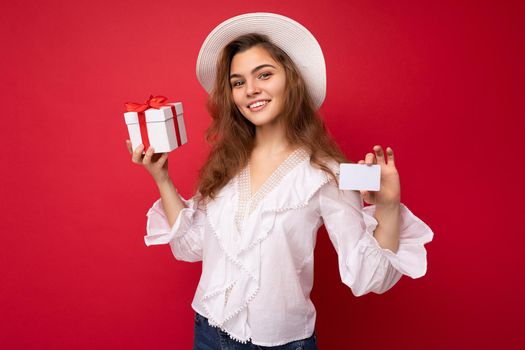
xmin=124 ymin=95 xmax=169 ymax=151
xmin=169 ymin=105 xmax=183 ymax=147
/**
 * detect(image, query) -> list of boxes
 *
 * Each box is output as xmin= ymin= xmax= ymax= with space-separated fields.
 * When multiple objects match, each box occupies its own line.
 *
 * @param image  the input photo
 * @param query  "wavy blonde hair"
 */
xmin=195 ymin=33 xmax=350 ymax=205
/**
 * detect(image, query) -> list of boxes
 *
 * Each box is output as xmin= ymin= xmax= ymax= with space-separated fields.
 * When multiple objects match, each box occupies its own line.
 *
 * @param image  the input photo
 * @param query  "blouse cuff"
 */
xmin=144 ymin=195 xmax=196 ymax=246
xmin=356 ymin=203 xmax=434 ymax=279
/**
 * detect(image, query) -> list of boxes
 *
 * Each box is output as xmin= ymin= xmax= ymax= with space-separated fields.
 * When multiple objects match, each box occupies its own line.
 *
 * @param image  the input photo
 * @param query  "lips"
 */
xmin=248 ymin=99 xmax=271 ymax=111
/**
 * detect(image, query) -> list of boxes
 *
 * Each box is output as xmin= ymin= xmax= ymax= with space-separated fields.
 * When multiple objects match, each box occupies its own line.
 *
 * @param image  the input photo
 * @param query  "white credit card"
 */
xmin=339 ymin=164 xmax=381 ymax=191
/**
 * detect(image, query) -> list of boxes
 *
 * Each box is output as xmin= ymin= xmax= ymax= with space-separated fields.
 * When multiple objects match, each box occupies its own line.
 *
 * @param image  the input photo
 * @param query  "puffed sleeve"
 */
xmin=319 ymin=180 xmax=434 ymax=296
xmin=144 ymin=192 xmax=206 ymax=263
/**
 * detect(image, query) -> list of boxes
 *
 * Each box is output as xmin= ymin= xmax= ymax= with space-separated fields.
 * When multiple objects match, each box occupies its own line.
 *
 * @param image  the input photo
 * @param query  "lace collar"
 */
xmin=235 ymin=147 xmax=310 ymax=234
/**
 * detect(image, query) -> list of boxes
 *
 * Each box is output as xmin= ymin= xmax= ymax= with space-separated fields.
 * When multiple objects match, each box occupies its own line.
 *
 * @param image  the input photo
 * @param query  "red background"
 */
xmin=1 ymin=0 xmax=523 ymax=349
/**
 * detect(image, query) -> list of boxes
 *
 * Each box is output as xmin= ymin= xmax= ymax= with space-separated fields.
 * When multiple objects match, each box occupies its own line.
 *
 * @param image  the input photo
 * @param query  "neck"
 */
xmin=253 ymin=119 xmax=293 ymax=155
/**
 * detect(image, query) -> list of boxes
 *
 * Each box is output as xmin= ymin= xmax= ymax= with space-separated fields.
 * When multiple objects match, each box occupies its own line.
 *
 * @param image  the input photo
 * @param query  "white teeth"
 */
xmin=249 ymin=100 xmax=269 ymax=109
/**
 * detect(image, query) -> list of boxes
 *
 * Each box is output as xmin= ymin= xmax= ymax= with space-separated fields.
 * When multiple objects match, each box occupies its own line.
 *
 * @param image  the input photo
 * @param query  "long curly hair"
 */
xmin=195 ymin=33 xmax=351 ymax=205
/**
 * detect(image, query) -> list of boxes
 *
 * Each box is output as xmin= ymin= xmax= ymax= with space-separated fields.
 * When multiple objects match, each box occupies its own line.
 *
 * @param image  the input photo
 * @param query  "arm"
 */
xmin=319 ymin=181 xmax=434 ymax=296
xmin=156 ymin=177 xmax=186 ymax=228
xmin=145 ymin=191 xmax=205 ymax=262
xmin=358 ymin=145 xmax=402 ymax=254
xmin=126 ymin=140 xmax=205 ymax=262
xmin=373 ymin=203 xmax=400 ymax=253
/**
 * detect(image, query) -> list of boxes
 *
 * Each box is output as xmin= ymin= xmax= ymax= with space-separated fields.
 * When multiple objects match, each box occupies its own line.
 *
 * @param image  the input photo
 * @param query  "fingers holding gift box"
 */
xmin=124 ymin=95 xmax=188 ymax=154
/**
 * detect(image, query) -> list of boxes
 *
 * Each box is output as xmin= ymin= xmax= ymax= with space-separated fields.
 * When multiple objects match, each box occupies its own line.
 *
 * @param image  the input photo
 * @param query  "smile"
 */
xmin=248 ymin=100 xmax=271 ymax=111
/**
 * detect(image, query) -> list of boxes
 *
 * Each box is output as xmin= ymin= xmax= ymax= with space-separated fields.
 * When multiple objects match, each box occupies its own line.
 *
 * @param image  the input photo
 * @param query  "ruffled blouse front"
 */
xmin=144 ymin=148 xmax=434 ymax=346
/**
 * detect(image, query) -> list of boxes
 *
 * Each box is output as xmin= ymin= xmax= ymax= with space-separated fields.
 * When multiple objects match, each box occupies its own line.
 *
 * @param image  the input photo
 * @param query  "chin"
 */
xmin=242 ymin=109 xmax=281 ymax=126
xmin=247 ymin=116 xmax=279 ymax=127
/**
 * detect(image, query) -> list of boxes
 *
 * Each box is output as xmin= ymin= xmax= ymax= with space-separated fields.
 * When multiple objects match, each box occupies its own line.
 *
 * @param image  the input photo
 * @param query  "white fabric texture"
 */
xmin=144 ymin=148 xmax=434 ymax=346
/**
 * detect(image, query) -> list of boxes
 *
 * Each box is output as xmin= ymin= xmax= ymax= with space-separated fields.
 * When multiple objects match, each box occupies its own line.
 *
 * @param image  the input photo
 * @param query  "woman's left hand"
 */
xmin=357 ymin=145 xmax=401 ymax=207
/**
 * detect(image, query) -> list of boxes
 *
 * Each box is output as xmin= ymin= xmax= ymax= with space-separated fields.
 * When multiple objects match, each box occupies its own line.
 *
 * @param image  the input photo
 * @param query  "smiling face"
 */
xmin=229 ymin=46 xmax=287 ymax=127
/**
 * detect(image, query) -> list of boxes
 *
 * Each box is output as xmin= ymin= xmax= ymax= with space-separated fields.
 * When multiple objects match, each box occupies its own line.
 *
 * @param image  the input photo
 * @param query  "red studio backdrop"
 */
xmin=1 ymin=0 xmax=523 ymax=349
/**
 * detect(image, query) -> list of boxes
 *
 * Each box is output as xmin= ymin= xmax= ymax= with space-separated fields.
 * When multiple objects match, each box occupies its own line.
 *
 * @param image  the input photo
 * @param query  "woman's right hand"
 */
xmin=126 ymin=140 xmax=170 ymax=185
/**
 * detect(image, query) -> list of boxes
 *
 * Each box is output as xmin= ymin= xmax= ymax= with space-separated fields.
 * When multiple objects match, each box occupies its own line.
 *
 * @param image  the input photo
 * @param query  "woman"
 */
xmin=126 ymin=13 xmax=433 ymax=350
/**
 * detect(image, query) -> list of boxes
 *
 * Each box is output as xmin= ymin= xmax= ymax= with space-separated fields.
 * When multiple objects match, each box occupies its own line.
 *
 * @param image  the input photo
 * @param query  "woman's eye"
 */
xmin=232 ymin=81 xmax=244 ymax=87
xmin=259 ymin=72 xmax=272 ymax=79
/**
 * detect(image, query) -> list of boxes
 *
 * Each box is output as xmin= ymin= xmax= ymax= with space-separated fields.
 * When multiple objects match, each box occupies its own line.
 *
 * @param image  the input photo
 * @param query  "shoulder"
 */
xmin=306 ymin=154 xmax=340 ymax=181
xmin=305 ymin=155 xmax=361 ymax=204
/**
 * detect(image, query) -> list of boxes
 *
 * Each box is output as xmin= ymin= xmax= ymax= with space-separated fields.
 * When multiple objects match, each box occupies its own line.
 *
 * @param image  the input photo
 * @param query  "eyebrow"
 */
xmin=229 ymin=64 xmax=276 ymax=80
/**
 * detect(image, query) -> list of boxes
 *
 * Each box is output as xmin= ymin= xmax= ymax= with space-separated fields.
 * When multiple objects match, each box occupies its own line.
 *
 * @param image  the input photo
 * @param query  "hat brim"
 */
xmin=196 ymin=12 xmax=326 ymax=109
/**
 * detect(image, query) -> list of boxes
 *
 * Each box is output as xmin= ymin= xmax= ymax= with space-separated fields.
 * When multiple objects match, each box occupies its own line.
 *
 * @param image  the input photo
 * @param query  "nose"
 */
xmin=245 ymin=79 xmax=260 ymax=96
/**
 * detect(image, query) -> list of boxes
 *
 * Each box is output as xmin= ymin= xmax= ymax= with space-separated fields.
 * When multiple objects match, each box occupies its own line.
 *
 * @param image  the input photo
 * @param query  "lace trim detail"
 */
xmin=200 ymin=211 xmax=260 ymax=329
xmin=224 ymin=282 xmax=235 ymax=307
xmin=235 ymin=166 xmax=251 ymax=234
xmin=235 ymin=147 xmax=310 ymax=233
xmin=207 ymin=321 xmax=251 ymax=344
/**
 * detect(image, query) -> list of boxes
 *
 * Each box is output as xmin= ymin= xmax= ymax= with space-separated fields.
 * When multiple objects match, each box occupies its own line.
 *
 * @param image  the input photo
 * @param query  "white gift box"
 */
xmin=124 ymin=102 xmax=187 ymax=153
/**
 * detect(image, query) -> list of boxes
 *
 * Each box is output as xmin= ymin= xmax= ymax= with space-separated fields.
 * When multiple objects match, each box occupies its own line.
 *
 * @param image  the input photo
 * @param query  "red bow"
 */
xmin=124 ymin=95 xmax=169 ymax=152
xmin=124 ymin=95 xmax=169 ymax=112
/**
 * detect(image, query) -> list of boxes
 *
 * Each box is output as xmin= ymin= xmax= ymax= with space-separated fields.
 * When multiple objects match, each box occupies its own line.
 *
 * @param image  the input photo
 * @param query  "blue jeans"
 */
xmin=193 ymin=312 xmax=318 ymax=350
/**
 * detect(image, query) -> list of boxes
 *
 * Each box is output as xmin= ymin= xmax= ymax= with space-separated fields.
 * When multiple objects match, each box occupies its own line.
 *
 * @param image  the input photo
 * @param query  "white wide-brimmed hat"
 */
xmin=196 ymin=12 xmax=326 ymax=109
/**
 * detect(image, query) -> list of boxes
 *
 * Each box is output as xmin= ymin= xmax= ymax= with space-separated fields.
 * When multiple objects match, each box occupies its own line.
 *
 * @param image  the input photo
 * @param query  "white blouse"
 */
xmin=144 ymin=147 xmax=434 ymax=346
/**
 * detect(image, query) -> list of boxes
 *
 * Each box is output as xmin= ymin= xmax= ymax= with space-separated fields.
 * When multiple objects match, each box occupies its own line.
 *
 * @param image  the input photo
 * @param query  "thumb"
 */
xmin=359 ymin=190 xmax=371 ymax=204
